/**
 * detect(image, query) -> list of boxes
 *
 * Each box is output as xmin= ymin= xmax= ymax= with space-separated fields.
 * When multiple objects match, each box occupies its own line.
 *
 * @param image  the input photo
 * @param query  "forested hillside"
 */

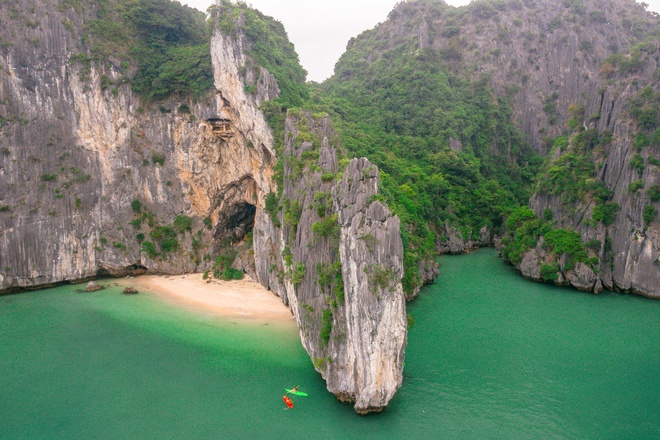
xmin=303 ymin=0 xmax=660 ymax=297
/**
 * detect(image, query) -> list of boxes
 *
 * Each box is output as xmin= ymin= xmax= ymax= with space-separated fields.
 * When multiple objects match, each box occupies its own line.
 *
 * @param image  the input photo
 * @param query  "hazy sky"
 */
xmin=183 ymin=0 xmax=660 ymax=82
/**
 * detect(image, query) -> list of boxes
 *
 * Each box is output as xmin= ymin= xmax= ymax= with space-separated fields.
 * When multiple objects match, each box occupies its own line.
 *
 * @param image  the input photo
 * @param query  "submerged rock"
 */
xmin=123 ymin=287 xmax=138 ymax=294
xmin=85 ymin=281 xmax=103 ymax=292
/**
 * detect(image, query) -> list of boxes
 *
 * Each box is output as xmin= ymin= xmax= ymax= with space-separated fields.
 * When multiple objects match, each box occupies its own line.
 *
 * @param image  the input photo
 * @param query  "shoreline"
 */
xmin=115 ymin=273 xmax=294 ymax=323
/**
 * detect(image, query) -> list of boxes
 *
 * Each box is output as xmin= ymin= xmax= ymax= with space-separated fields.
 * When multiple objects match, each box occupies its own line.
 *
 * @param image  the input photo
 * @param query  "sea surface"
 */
xmin=1 ymin=248 xmax=658 ymax=439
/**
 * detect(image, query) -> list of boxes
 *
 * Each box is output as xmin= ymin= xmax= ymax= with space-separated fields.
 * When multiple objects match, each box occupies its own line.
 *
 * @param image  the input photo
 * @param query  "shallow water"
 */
xmin=1 ymin=249 xmax=658 ymax=439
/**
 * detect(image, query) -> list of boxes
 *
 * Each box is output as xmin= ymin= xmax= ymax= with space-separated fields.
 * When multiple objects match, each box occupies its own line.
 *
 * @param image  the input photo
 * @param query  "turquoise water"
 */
xmin=1 ymin=249 xmax=658 ymax=439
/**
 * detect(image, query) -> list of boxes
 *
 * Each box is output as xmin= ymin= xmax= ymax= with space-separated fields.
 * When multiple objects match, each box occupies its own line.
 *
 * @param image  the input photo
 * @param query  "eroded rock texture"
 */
xmin=254 ymin=113 xmax=406 ymax=413
xmin=373 ymin=0 xmax=659 ymax=297
xmin=521 ymin=46 xmax=660 ymax=298
xmin=0 ymin=1 xmax=274 ymax=291
xmin=0 ymin=2 xmax=409 ymax=413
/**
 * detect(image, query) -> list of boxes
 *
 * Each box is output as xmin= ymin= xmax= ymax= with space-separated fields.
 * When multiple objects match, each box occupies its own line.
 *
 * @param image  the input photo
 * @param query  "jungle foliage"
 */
xmin=75 ymin=0 xmax=213 ymax=101
xmin=500 ymin=206 xmax=596 ymax=272
xmin=213 ymin=0 xmax=308 ymax=108
xmin=305 ymin=34 xmax=541 ymax=294
xmin=217 ymin=0 xmax=547 ymax=295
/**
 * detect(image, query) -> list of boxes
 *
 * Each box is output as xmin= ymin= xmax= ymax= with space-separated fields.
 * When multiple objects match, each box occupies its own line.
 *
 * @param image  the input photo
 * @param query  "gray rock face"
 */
xmin=254 ymin=113 xmax=406 ymax=413
xmin=436 ymin=224 xmax=492 ymax=255
xmin=0 ymin=1 xmax=274 ymax=291
xmin=519 ymin=250 xmax=541 ymax=280
xmin=333 ymin=158 xmax=407 ymax=413
xmin=380 ymin=0 xmax=659 ymax=298
xmin=524 ymin=46 xmax=660 ymax=299
xmin=0 ymin=2 xmax=409 ymax=413
xmin=386 ymin=0 xmax=658 ymax=154
xmin=516 ymin=244 xmax=602 ymax=292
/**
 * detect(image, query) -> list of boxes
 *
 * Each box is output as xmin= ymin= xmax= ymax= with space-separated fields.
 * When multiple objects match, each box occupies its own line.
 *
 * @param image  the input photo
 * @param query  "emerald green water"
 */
xmin=1 ymin=248 xmax=658 ymax=439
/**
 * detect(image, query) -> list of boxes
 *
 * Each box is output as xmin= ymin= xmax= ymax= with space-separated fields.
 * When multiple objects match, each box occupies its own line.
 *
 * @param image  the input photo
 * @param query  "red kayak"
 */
xmin=283 ymin=395 xmax=294 ymax=409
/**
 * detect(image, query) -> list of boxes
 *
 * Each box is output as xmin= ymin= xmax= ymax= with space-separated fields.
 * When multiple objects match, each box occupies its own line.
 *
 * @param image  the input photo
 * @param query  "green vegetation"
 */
xmin=313 ymin=191 xmax=330 ymax=218
xmin=593 ymin=202 xmax=620 ymax=226
xmin=602 ymin=40 xmax=657 ymax=76
xmin=299 ymin=19 xmax=541 ymax=295
xmin=630 ymin=154 xmax=645 ymax=173
xmin=241 ymin=0 xmax=570 ymax=297
xmin=501 ymin=206 xmax=547 ymax=264
xmin=283 ymin=199 xmax=302 ymax=240
xmin=629 ymin=86 xmax=660 ymax=131
xmin=132 ymin=210 xmax=198 ymax=259
xmin=629 ymin=179 xmax=644 ymax=193
xmin=532 ymin=116 xmax=620 ymax=245
xmin=214 ymin=0 xmax=308 ymax=107
xmin=632 ymin=133 xmax=649 ymax=151
xmin=281 ymin=245 xmax=293 ymax=267
xmin=538 ymin=153 xmax=596 ymax=204
xmin=540 ymin=262 xmax=560 ymax=282
xmin=149 ymin=225 xmax=178 ymax=253
xmin=543 ymin=208 xmax=553 ymax=222
xmin=543 ymin=94 xmax=559 ymax=125
xmin=316 ymin=262 xmax=344 ymax=306
xmin=291 ymin=262 xmax=306 ymax=287
xmin=365 ymin=264 xmax=397 ymax=294
xmin=585 ymin=239 xmax=601 ymax=250
xmin=151 ymin=152 xmax=166 ymax=166
xmin=311 ymin=214 xmax=339 ymax=240
xmin=220 ymin=268 xmax=244 ymax=280
xmin=211 ymin=251 xmax=243 ymax=280
xmin=501 ymin=206 xmax=595 ymax=272
xmin=406 ymin=313 xmax=416 ymax=330
xmin=644 ymin=205 xmax=657 ymax=227
xmin=649 ymin=184 xmax=660 ymax=202
xmin=319 ymin=309 xmax=333 ymax=347
xmin=73 ymin=0 xmax=213 ymax=101
xmin=265 ymin=192 xmax=281 ymax=227
xmin=141 ymin=241 xmax=158 ymax=258
xmin=173 ymin=215 xmax=193 ymax=233
xmin=544 ymin=229 xmax=587 ymax=263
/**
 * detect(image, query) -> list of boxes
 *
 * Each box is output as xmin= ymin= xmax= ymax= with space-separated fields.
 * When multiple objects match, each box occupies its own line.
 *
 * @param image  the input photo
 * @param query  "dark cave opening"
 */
xmin=214 ymin=201 xmax=256 ymax=243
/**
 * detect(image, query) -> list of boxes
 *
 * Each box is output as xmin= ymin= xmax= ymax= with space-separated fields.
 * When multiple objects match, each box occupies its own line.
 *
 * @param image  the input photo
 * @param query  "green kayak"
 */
xmin=286 ymin=388 xmax=308 ymax=397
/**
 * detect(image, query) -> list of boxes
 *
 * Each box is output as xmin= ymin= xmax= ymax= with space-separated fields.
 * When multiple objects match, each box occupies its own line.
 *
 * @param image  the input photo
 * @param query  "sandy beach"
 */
xmin=116 ymin=273 xmax=293 ymax=322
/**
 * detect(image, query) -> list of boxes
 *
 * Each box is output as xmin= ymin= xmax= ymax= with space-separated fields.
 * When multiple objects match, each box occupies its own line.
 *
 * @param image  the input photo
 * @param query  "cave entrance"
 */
xmin=214 ymin=201 xmax=256 ymax=244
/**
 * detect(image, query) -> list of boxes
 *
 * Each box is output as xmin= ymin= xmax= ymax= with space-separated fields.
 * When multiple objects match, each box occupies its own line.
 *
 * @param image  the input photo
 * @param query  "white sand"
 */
xmin=116 ymin=273 xmax=293 ymax=322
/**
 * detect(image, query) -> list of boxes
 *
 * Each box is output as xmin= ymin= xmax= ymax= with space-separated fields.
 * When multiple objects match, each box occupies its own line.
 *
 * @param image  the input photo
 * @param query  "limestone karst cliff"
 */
xmin=1 ymin=0 xmax=658 ymax=415
xmin=0 ymin=0 xmax=407 ymax=413
xmin=513 ymin=42 xmax=660 ymax=298
xmin=322 ymin=0 xmax=659 ymax=298
xmin=254 ymin=112 xmax=406 ymax=413
xmin=0 ymin=0 xmax=275 ymax=291
xmin=367 ymin=0 xmax=658 ymax=154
